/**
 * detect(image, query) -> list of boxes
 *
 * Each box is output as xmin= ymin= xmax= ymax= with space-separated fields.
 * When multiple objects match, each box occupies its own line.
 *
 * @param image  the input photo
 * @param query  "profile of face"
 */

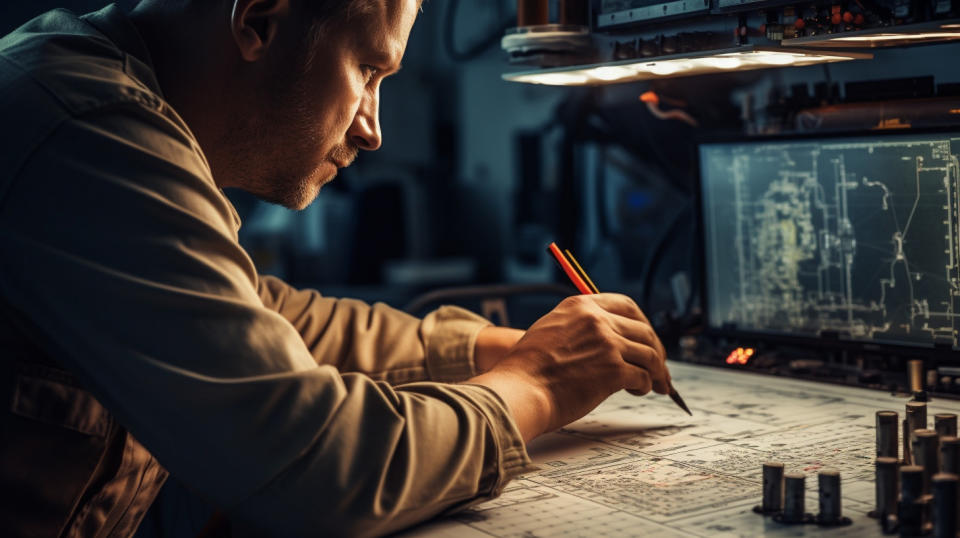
xmin=228 ymin=0 xmax=418 ymax=210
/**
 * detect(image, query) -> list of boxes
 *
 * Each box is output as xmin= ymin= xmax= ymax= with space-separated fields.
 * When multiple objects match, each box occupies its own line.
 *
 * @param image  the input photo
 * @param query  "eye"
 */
xmin=360 ymin=64 xmax=379 ymax=83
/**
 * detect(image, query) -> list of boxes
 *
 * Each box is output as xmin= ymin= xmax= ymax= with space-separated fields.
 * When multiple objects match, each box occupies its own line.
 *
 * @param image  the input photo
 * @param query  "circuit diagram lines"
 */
xmin=701 ymin=135 xmax=960 ymax=348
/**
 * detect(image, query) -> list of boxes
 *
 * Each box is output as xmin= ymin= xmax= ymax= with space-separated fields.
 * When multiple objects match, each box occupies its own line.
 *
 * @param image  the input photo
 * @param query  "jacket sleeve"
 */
xmin=0 ymin=103 xmax=531 ymax=536
xmin=257 ymin=275 xmax=491 ymax=384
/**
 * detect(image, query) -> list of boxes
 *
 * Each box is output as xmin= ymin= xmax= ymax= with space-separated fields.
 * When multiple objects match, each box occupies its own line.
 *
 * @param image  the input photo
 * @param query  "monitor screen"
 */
xmin=699 ymin=132 xmax=960 ymax=349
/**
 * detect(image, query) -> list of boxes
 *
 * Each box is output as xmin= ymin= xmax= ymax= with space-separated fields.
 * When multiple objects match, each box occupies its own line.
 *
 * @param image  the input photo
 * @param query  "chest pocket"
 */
xmin=1 ymin=364 xmax=120 ymax=537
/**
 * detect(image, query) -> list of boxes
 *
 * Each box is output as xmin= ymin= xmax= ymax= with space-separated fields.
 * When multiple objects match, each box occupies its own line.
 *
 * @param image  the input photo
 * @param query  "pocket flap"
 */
xmin=12 ymin=374 xmax=110 ymax=437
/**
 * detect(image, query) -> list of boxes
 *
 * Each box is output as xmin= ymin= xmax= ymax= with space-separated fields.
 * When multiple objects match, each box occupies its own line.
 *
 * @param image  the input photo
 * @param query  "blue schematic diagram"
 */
xmin=700 ymin=134 xmax=960 ymax=348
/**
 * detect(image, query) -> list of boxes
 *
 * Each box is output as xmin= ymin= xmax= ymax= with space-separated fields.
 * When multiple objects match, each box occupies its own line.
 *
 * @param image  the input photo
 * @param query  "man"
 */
xmin=0 ymin=0 xmax=672 ymax=535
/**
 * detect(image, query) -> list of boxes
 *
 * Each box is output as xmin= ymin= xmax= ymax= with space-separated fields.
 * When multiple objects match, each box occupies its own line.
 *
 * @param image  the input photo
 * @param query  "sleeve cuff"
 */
xmin=423 ymin=305 xmax=492 ymax=383
xmin=451 ymin=384 xmax=535 ymax=494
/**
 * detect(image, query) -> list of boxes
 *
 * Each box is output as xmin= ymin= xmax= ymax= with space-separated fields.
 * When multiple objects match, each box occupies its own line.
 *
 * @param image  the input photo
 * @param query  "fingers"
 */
xmin=606 ymin=313 xmax=672 ymax=387
xmin=562 ymin=294 xmax=673 ymax=392
xmin=622 ymin=366 xmax=652 ymax=395
xmin=609 ymin=314 xmax=666 ymax=360
xmin=586 ymin=293 xmax=651 ymax=324
xmin=577 ymin=294 xmax=668 ymax=365
xmin=620 ymin=341 xmax=671 ymax=394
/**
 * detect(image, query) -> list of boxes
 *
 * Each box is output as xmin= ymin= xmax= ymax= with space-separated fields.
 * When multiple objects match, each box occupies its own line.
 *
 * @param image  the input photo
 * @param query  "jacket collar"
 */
xmin=81 ymin=3 xmax=162 ymax=97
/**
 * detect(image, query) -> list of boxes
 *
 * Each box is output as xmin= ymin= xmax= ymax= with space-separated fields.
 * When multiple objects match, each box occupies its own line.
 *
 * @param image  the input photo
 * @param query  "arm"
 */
xmin=474 ymin=326 xmax=525 ymax=372
xmin=257 ymin=276 xmax=500 ymax=384
xmin=0 ymin=105 xmax=531 ymax=535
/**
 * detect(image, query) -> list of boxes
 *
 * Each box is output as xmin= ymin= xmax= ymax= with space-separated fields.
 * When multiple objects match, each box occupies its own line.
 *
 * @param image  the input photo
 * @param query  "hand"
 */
xmin=474 ymin=326 xmax=525 ymax=373
xmin=467 ymin=294 xmax=669 ymax=442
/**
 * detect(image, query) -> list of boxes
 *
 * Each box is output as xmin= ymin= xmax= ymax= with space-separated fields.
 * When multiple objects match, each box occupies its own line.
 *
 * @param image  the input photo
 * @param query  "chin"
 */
xmin=291 ymin=170 xmax=335 ymax=210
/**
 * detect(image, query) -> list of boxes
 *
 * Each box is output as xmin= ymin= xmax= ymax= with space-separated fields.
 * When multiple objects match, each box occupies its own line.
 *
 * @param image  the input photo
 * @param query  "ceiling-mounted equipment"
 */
xmin=502 ymin=46 xmax=872 ymax=86
xmin=784 ymin=19 xmax=960 ymax=48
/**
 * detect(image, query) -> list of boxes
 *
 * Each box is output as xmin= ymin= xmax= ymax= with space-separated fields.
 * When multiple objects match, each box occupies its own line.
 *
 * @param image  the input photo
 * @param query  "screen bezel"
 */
xmin=695 ymin=126 xmax=960 ymax=358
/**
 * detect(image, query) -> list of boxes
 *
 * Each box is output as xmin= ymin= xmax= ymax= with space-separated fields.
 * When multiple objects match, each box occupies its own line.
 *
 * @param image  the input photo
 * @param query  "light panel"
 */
xmin=784 ymin=19 xmax=960 ymax=48
xmin=503 ymin=46 xmax=872 ymax=86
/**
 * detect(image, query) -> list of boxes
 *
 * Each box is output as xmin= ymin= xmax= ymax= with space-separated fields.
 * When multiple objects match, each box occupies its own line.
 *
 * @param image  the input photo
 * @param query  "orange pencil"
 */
xmin=547 ymin=242 xmax=592 ymax=295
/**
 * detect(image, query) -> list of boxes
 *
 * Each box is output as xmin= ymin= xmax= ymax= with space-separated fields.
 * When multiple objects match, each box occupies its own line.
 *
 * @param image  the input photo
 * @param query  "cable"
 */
xmin=639 ymin=199 xmax=693 ymax=312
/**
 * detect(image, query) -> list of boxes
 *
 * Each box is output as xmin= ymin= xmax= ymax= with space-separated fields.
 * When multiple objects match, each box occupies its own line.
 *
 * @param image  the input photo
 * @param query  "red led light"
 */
xmin=725 ymin=347 xmax=755 ymax=365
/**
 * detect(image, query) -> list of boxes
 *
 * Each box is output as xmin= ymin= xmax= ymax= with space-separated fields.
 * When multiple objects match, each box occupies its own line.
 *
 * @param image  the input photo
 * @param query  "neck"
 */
xmin=128 ymin=4 xmax=237 ymax=187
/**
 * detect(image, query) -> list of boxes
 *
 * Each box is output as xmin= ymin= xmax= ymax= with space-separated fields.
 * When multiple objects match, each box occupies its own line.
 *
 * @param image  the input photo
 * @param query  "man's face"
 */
xmin=231 ymin=0 xmax=417 ymax=210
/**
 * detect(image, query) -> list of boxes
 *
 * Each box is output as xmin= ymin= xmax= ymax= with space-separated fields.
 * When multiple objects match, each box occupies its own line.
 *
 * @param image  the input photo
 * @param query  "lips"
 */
xmin=328 ymin=144 xmax=358 ymax=169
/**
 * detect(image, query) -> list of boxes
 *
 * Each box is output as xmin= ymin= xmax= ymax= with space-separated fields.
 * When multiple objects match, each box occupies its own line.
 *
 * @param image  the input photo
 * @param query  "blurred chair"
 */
xmin=403 ymin=283 xmax=574 ymax=328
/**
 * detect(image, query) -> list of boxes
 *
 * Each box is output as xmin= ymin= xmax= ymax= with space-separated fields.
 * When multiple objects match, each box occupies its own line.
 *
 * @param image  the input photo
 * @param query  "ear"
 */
xmin=230 ymin=0 xmax=290 ymax=62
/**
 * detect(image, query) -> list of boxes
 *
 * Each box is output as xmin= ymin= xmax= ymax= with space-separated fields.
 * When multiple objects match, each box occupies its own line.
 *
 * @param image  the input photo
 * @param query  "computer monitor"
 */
xmin=698 ymin=130 xmax=960 ymax=350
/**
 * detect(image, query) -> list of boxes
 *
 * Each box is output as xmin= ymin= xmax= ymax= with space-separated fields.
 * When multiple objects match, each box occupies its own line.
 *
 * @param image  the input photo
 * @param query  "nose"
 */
xmin=347 ymin=87 xmax=382 ymax=151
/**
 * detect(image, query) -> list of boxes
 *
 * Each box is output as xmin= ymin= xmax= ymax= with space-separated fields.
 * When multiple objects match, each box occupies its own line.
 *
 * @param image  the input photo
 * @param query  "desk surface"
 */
xmin=404 ymin=361 xmax=960 ymax=537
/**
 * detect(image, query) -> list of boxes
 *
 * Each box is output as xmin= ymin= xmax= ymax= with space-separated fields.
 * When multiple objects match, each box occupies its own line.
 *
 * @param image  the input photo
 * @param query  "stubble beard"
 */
xmin=229 ymin=42 xmax=358 ymax=211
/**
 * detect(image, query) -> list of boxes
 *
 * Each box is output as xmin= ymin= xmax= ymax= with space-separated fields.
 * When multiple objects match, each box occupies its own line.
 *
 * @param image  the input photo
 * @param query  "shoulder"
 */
xmin=0 ymin=8 xmax=238 ymax=232
xmin=0 ymin=8 xmax=183 ymax=187
xmin=0 ymin=8 xmax=163 ymax=118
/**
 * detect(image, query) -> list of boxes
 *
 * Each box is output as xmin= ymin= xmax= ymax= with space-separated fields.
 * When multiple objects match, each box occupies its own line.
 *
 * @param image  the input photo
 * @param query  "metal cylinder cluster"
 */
xmin=872 ymin=401 xmax=960 ymax=536
xmin=758 ymin=464 xmax=851 ymax=526
xmin=759 ymin=400 xmax=960 ymax=534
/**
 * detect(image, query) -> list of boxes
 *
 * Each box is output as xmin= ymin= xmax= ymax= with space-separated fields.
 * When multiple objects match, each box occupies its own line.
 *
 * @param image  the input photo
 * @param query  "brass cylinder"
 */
xmin=913 ymin=429 xmax=939 ymax=494
xmin=875 ymin=457 xmax=899 ymax=520
xmin=900 ymin=465 xmax=925 ymax=535
xmin=943 ymin=436 xmax=960 ymax=475
xmin=908 ymin=359 xmax=923 ymax=392
xmin=933 ymin=473 xmax=958 ymax=538
xmin=783 ymin=473 xmax=806 ymax=523
xmin=935 ymin=413 xmax=958 ymax=439
xmin=817 ymin=470 xmax=842 ymax=523
xmin=877 ymin=410 xmax=898 ymax=459
xmin=517 ymin=0 xmax=549 ymax=26
xmin=906 ymin=401 xmax=928 ymax=450
xmin=762 ymin=462 xmax=784 ymax=512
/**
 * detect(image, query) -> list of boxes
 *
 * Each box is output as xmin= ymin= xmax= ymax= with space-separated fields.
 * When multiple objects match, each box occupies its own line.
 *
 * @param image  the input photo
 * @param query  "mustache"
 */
xmin=328 ymin=144 xmax=359 ymax=167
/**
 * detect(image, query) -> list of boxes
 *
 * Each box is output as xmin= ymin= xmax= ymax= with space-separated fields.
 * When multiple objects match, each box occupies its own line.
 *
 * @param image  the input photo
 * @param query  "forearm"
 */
xmin=473 ymin=326 xmax=525 ymax=373
xmin=467 ymin=369 xmax=551 ymax=443
xmin=260 ymin=275 xmax=496 ymax=383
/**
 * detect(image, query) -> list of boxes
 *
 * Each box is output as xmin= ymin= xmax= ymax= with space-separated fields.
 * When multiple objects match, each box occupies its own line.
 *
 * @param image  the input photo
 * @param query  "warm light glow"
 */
xmin=647 ymin=62 xmax=685 ymax=75
xmin=589 ymin=65 xmax=638 ymax=81
xmin=832 ymin=32 xmax=960 ymax=41
xmin=752 ymin=53 xmax=797 ymax=65
xmin=509 ymin=72 xmax=590 ymax=85
xmin=725 ymin=347 xmax=755 ymax=365
xmin=701 ymin=57 xmax=742 ymax=69
xmin=503 ymin=47 xmax=871 ymax=86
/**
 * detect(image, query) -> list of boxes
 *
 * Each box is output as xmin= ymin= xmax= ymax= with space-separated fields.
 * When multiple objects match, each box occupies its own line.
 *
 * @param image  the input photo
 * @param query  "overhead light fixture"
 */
xmin=784 ymin=19 xmax=960 ymax=47
xmin=502 ymin=46 xmax=871 ymax=86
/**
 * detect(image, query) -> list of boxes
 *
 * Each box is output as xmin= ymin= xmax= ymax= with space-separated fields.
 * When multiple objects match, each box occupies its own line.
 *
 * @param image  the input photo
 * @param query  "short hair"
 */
xmin=305 ymin=0 xmax=378 ymax=27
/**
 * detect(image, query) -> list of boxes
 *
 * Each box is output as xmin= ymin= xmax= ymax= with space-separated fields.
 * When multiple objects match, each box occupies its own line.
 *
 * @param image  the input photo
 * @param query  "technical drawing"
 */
xmin=701 ymin=135 xmax=960 ymax=348
xmin=403 ymin=363 xmax=960 ymax=537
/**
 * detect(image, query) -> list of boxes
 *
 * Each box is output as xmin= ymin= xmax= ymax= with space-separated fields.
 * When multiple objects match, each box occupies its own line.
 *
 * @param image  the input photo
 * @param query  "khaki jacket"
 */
xmin=0 ymin=5 xmax=530 ymax=537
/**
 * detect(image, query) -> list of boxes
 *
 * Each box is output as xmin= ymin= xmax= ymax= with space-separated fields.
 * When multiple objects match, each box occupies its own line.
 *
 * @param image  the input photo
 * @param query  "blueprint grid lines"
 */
xmin=405 ymin=363 xmax=960 ymax=537
xmin=702 ymin=135 xmax=960 ymax=348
